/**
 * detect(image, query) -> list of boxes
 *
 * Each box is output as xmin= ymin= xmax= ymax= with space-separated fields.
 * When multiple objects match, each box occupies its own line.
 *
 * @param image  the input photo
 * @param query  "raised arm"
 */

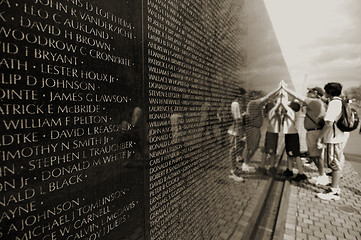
xmin=279 ymin=88 xmax=290 ymax=109
xmin=259 ymin=85 xmax=282 ymax=104
xmin=266 ymin=98 xmax=281 ymax=117
xmin=280 ymin=80 xmax=306 ymax=103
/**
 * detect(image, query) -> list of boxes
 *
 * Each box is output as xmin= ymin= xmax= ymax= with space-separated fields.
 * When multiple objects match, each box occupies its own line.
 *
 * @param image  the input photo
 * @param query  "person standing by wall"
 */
xmin=283 ymin=85 xmax=328 ymax=185
xmin=279 ymin=90 xmax=307 ymax=181
xmin=258 ymin=99 xmax=282 ymax=175
xmin=317 ymin=82 xmax=347 ymax=200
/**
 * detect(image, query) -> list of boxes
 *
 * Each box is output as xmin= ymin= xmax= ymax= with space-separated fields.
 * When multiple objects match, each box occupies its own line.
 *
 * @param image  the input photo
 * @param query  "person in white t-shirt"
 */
xmin=258 ymin=99 xmax=282 ymax=175
xmin=279 ymin=91 xmax=307 ymax=181
xmin=316 ymin=82 xmax=346 ymax=201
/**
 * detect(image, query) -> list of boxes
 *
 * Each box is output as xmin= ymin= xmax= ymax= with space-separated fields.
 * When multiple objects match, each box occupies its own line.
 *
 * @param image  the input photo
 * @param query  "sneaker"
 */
xmin=309 ymin=175 xmax=330 ymax=186
xmin=281 ymin=169 xmax=293 ymax=177
xmin=317 ymin=188 xmax=340 ymax=201
xmin=293 ymin=173 xmax=307 ymax=182
xmin=303 ymin=161 xmax=314 ymax=167
xmin=242 ymin=163 xmax=250 ymax=172
xmin=229 ymin=172 xmax=244 ymax=182
xmin=326 ymin=172 xmax=332 ymax=176
xmin=242 ymin=163 xmax=255 ymax=172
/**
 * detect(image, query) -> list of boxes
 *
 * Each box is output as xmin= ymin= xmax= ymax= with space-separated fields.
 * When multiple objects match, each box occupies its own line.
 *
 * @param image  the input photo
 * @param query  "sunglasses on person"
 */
xmin=308 ymin=90 xmax=321 ymax=96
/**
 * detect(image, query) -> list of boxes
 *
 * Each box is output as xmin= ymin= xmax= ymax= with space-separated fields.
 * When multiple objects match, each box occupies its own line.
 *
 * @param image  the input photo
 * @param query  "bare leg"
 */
xmin=331 ymin=170 xmax=341 ymax=188
xmin=229 ymin=136 xmax=238 ymax=172
xmin=269 ymin=153 xmax=276 ymax=167
xmin=260 ymin=152 xmax=267 ymax=168
xmin=295 ymin=156 xmax=304 ymax=174
xmin=313 ymin=157 xmax=325 ymax=176
xmin=287 ymin=156 xmax=293 ymax=170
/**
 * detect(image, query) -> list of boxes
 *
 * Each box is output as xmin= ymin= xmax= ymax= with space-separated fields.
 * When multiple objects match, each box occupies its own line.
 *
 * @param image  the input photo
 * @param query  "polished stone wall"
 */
xmin=0 ymin=0 xmax=290 ymax=239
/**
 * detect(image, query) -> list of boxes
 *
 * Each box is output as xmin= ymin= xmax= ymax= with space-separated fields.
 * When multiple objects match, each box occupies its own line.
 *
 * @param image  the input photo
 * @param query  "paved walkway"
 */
xmin=282 ymin=158 xmax=361 ymax=240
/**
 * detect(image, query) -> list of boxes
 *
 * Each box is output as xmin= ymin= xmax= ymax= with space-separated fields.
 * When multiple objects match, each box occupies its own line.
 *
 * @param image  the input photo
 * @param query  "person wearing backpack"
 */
xmin=316 ymin=82 xmax=347 ymax=200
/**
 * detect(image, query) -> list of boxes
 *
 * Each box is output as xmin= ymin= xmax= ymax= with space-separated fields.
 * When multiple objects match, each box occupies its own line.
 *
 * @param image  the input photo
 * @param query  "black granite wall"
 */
xmin=145 ymin=0 xmax=247 ymax=239
xmin=0 ymin=0 xmax=290 ymax=239
xmin=0 ymin=0 xmax=145 ymax=239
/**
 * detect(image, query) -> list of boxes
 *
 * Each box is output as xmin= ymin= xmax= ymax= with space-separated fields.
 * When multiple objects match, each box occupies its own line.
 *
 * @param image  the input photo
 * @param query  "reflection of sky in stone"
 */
xmin=245 ymin=0 xmax=292 ymax=94
xmin=264 ymin=0 xmax=361 ymax=94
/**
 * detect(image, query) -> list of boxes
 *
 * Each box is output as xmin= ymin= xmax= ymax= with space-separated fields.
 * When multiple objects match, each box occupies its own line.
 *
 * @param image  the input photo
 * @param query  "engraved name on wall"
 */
xmin=0 ymin=0 xmax=144 ymax=239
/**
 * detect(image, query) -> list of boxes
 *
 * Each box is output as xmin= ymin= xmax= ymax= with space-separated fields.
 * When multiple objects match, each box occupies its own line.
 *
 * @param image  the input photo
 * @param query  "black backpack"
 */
xmin=336 ymin=98 xmax=360 ymax=132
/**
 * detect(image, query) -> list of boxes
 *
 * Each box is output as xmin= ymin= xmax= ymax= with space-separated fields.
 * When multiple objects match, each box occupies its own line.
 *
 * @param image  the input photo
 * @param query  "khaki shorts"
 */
xmin=325 ymin=143 xmax=344 ymax=171
xmin=306 ymin=130 xmax=323 ymax=158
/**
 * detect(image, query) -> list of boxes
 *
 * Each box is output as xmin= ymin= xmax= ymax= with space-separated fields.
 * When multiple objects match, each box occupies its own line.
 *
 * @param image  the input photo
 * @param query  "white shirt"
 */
xmin=323 ymin=98 xmax=345 ymax=143
xmin=267 ymin=107 xmax=281 ymax=133
xmin=282 ymin=107 xmax=298 ymax=134
xmin=231 ymin=101 xmax=241 ymax=120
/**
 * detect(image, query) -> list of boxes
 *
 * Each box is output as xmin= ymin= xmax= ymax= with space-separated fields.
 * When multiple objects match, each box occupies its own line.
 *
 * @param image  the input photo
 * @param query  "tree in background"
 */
xmin=345 ymin=85 xmax=361 ymax=102
xmin=345 ymin=85 xmax=361 ymax=114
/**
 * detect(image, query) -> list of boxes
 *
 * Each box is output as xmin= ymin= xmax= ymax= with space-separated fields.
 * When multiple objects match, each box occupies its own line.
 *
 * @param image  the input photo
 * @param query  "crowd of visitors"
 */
xmin=226 ymin=80 xmax=357 ymax=201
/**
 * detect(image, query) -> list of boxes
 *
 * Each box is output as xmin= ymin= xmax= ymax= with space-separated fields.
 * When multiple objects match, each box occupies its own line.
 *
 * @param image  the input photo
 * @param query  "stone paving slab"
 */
xmin=283 ymin=158 xmax=361 ymax=240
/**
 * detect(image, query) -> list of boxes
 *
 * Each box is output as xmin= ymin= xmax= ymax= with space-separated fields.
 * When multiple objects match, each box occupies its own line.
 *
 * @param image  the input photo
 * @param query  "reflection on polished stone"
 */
xmin=1 ymin=0 xmax=289 ymax=239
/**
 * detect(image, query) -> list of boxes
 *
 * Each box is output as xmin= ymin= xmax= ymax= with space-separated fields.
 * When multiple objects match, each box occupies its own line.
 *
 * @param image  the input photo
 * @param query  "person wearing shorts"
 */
xmin=259 ymin=100 xmax=281 ymax=175
xmin=279 ymin=92 xmax=307 ymax=181
xmin=283 ymin=86 xmax=328 ymax=185
xmin=285 ymin=133 xmax=301 ymax=160
xmin=317 ymin=82 xmax=346 ymax=201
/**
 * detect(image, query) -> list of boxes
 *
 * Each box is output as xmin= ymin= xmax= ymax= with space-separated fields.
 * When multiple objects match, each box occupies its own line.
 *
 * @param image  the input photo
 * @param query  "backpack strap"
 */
xmin=306 ymin=113 xmax=318 ymax=125
xmin=331 ymin=97 xmax=342 ymax=137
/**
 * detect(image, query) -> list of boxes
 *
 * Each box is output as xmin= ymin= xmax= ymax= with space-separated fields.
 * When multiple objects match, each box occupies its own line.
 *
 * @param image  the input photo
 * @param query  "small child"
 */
xmin=280 ymin=94 xmax=307 ymax=181
xmin=258 ymin=100 xmax=281 ymax=175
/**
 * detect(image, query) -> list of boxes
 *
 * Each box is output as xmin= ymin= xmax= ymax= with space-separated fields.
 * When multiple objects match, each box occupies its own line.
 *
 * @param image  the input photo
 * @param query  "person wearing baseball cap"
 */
xmin=307 ymin=87 xmax=325 ymax=98
xmin=282 ymin=84 xmax=328 ymax=185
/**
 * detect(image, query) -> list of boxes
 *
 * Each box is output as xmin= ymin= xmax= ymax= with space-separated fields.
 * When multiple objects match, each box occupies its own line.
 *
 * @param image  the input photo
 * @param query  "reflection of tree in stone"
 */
xmin=246 ymin=90 xmax=265 ymax=101
xmin=345 ymin=85 xmax=361 ymax=101
xmin=345 ymin=85 xmax=361 ymax=114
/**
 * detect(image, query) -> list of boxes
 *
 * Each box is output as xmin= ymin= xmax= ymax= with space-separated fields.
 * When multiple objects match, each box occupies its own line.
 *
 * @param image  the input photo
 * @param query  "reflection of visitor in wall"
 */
xmin=242 ymin=87 xmax=281 ymax=172
xmin=200 ymin=101 xmax=212 ymax=141
xmin=125 ymin=107 xmax=148 ymax=168
xmin=217 ymin=100 xmax=228 ymax=145
xmin=228 ymin=93 xmax=246 ymax=182
xmin=170 ymin=111 xmax=184 ymax=145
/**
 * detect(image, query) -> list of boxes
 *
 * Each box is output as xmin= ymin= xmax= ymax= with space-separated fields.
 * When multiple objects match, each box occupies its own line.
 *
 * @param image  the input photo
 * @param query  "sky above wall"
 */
xmin=245 ymin=0 xmax=292 ymax=94
xmin=264 ymin=0 xmax=361 ymax=94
